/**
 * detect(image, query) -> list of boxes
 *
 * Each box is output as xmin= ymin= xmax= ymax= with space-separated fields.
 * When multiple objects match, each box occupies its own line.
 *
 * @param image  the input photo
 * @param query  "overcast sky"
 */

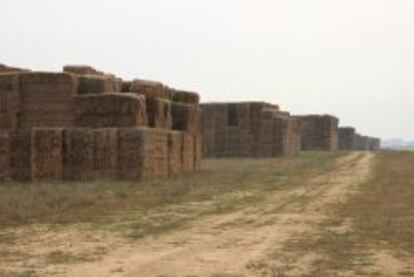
xmin=1 ymin=0 xmax=413 ymax=140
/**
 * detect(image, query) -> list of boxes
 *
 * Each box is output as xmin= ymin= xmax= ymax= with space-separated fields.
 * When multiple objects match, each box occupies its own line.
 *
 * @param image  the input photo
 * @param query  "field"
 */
xmin=1 ymin=151 xmax=414 ymax=276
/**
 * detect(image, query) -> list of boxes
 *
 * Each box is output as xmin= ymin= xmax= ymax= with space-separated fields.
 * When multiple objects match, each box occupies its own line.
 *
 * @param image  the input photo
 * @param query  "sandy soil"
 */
xmin=2 ymin=152 xmax=413 ymax=276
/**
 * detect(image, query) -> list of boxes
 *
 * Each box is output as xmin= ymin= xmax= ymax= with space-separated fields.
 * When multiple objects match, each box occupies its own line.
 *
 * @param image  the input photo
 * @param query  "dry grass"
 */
xmin=343 ymin=151 xmax=414 ymax=254
xmin=279 ymin=151 xmax=414 ymax=276
xmin=0 ymin=152 xmax=342 ymax=237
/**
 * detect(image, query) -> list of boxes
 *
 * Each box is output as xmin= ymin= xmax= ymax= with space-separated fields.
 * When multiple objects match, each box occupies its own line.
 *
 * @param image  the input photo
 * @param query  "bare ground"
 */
xmin=1 ymin=152 xmax=413 ymax=276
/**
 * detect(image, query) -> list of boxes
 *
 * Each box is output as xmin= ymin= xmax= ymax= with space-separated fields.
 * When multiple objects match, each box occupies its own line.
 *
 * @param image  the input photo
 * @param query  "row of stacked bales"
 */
xmin=201 ymin=102 xmax=301 ymax=158
xmin=293 ymin=115 xmax=339 ymax=151
xmin=338 ymin=127 xmax=381 ymax=151
xmin=0 ymin=64 xmax=201 ymax=182
xmin=354 ymin=134 xmax=381 ymax=151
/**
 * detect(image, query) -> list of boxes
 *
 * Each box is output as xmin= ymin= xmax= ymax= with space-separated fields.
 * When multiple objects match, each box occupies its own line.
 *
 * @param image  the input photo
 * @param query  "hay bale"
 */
xmin=31 ymin=128 xmax=64 ymax=181
xmin=130 ymin=79 xmax=170 ymax=100
xmin=77 ymin=75 xmax=122 ymax=95
xmin=171 ymin=102 xmax=199 ymax=133
xmin=63 ymin=128 xmax=94 ymax=181
xmin=118 ymin=127 xmax=168 ymax=180
xmin=146 ymin=97 xmax=173 ymax=129
xmin=226 ymin=127 xmax=250 ymax=157
xmin=287 ymin=117 xmax=302 ymax=156
xmin=194 ymin=127 xmax=203 ymax=169
xmin=200 ymin=103 xmax=229 ymax=158
xmin=0 ymin=73 xmax=20 ymax=130
xmin=9 ymin=130 xmax=32 ymax=182
xmin=74 ymin=93 xmax=148 ymax=128
xmin=181 ymin=132 xmax=195 ymax=171
xmin=167 ymin=131 xmax=182 ymax=176
xmin=63 ymin=65 xmax=104 ymax=76
xmin=171 ymin=89 xmax=200 ymax=104
xmin=90 ymin=128 xmax=118 ymax=180
xmin=18 ymin=72 xmax=79 ymax=129
xmin=0 ymin=131 xmax=10 ymax=179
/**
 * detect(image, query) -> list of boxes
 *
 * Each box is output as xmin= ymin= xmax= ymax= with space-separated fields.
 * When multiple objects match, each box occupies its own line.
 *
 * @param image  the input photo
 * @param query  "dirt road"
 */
xmin=61 ymin=152 xmax=374 ymax=276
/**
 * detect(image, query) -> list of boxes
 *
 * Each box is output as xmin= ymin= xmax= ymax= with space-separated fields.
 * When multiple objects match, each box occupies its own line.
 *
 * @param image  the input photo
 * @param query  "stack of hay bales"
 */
xmin=294 ymin=115 xmax=339 ymax=151
xmin=201 ymin=102 xmax=301 ymax=158
xmin=1 ymin=64 xmax=201 ymax=182
xmin=130 ymin=80 xmax=172 ymax=129
xmin=338 ymin=127 xmax=356 ymax=150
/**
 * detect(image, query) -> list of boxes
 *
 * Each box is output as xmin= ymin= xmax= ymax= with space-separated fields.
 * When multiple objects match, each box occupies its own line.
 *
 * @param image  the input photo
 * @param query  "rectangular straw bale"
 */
xmin=130 ymin=79 xmax=170 ymax=100
xmin=90 ymin=128 xmax=118 ymax=180
xmin=77 ymin=75 xmax=122 ymax=95
xmin=171 ymin=102 xmax=199 ymax=133
xmin=167 ymin=131 xmax=183 ymax=176
xmin=171 ymin=90 xmax=200 ymax=104
xmin=194 ymin=125 xmax=203 ymax=169
xmin=9 ymin=130 xmax=32 ymax=182
xmin=181 ymin=129 xmax=202 ymax=171
xmin=226 ymin=127 xmax=250 ymax=157
xmin=181 ymin=132 xmax=195 ymax=171
xmin=272 ymin=116 xmax=289 ymax=157
xmin=0 ymin=73 xmax=20 ymax=130
xmin=19 ymin=72 xmax=79 ymax=129
xmin=287 ymin=117 xmax=302 ymax=155
xmin=147 ymin=128 xmax=168 ymax=177
xmin=146 ymin=97 xmax=173 ymax=129
xmin=63 ymin=128 xmax=94 ymax=181
xmin=117 ymin=128 xmax=146 ymax=180
xmin=63 ymin=65 xmax=104 ymax=76
xmin=74 ymin=93 xmax=148 ymax=128
xmin=118 ymin=127 xmax=168 ymax=180
xmin=0 ymin=131 xmax=10 ymax=179
xmin=31 ymin=128 xmax=63 ymax=181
